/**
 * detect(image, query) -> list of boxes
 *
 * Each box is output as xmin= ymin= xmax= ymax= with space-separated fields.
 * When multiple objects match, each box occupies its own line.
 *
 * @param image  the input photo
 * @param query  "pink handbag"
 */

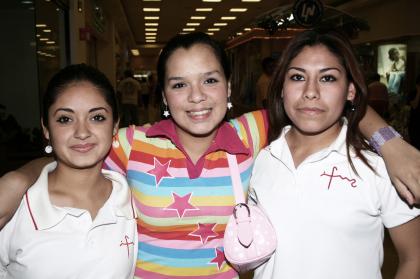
xmin=223 ymin=154 xmax=277 ymax=273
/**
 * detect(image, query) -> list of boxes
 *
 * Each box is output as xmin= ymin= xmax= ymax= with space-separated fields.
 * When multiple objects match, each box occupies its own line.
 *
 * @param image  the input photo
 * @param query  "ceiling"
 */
xmin=107 ymin=0 xmax=363 ymax=57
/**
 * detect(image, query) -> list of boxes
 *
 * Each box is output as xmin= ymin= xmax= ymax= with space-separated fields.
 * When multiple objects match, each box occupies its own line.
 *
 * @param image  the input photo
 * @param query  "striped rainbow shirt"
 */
xmin=105 ymin=110 xmax=267 ymax=278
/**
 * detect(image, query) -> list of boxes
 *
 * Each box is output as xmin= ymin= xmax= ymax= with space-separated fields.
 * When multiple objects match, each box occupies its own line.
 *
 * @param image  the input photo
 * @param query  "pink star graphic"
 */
xmin=209 ymin=248 xmax=225 ymax=270
xmin=164 ymin=192 xmax=198 ymax=218
xmin=147 ymin=158 xmax=173 ymax=187
xmin=189 ymin=223 xmax=218 ymax=244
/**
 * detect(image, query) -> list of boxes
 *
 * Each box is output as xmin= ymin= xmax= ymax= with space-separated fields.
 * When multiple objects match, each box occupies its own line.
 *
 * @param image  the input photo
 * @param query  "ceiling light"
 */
xmin=36 ymin=34 xmax=41 ymax=37
xmin=214 ymin=23 xmax=227 ymax=26
xmin=143 ymin=8 xmax=160 ymax=12
xmin=186 ymin=23 xmax=200 ymax=26
xmin=244 ymin=28 xmax=251 ymax=31
xmin=145 ymin=23 xmax=159 ymax=26
xmin=143 ymin=0 xmax=161 ymax=1
xmin=236 ymin=32 xmax=243 ymax=35
xmin=202 ymin=0 xmax=221 ymax=2
xmin=39 ymin=38 xmax=48 ymax=41
xmin=144 ymin=16 xmax=159 ymax=20
xmin=241 ymin=0 xmax=261 ymax=2
xmin=146 ymin=36 xmax=156 ymax=40
xmin=191 ymin=16 xmax=206 ymax=20
xmin=206 ymin=32 xmax=214 ymax=35
xmin=146 ymin=39 xmax=156 ymax=42
xmin=183 ymin=28 xmax=195 ymax=31
xmin=196 ymin=8 xmax=213 ymax=12
xmin=208 ymin=28 xmax=220 ymax=31
xmin=43 ymin=29 xmax=51 ymax=32
xmin=131 ymin=49 xmax=140 ymax=56
xmin=36 ymin=24 xmax=47 ymax=28
xmin=145 ymin=32 xmax=156 ymax=36
xmin=230 ymin=8 xmax=247 ymax=12
xmin=145 ymin=28 xmax=157 ymax=31
xmin=46 ymin=41 xmax=55 ymax=44
xmin=221 ymin=16 xmax=236 ymax=20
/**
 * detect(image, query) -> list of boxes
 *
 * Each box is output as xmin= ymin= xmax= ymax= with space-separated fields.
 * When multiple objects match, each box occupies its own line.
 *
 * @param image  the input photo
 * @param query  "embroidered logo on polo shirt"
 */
xmin=120 ymin=235 xmax=134 ymax=257
xmin=320 ymin=166 xmax=357 ymax=189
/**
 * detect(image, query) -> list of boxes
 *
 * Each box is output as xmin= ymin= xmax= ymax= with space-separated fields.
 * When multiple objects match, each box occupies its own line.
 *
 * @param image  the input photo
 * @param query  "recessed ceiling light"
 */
xmin=145 ymin=28 xmax=157 ymax=31
xmin=186 ymin=23 xmax=200 ymax=26
xmin=146 ymin=40 xmax=156 ymax=42
xmin=36 ymin=24 xmax=47 ymax=28
xmin=206 ymin=32 xmax=214 ymax=35
xmin=145 ymin=33 xmax=157 ymax=36
xmin=236 ymin=32 xmax=243 ymax=35
xmin=221 ymin=16 xmax=236 ymax=20
xmin=196 ymin=8 xmax=213 ymax=12
xmin=131 ymin=49 xmax=140 ymax=56
xmin=143 ymin=0 xmax=161 ymax=1
xmin=143 ymin=8 xmax=160 ymax=12
xmin=46 ymin=41 xmax=55 ymax=44
xmin=202 ymin=0 xmax=221 ymax=2
xmin=39 ymin=38 xmax=48 ymax=41
xmin=244 ymin=27 xmax=251 ymax=31
xmin=183 ymin=28 xmax=196 ymax=31
xmin=146 ymin=36 xmax=156 ymax=40
xmin=230 ymin=8 xmax=247 ymax=12
xmin=208 ymin=28 xmax=220 ymax=31
xmin=144 ymin=16 xmax=159 ymax=20
xmin=145 ymin=23 xmax=159 ymax=26
xmin=241 ymin=0 xmax=261 ymax=2
xmin=43 ymin=29 xmax=51 ymax=32
xmin=214 ymin=23 xmax=227 ymax=26
xmin=191 ymin=16 xmax=206 ymax=20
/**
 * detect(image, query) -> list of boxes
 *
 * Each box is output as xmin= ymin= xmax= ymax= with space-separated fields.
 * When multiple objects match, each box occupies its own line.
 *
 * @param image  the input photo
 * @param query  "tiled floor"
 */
xmin=239 ymin=230 xmax=398 ymax=278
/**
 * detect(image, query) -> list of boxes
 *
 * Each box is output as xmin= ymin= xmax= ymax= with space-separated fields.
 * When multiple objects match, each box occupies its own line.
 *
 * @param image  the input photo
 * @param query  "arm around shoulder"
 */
xmin=0 ymin=157 xmax=52 ymax=229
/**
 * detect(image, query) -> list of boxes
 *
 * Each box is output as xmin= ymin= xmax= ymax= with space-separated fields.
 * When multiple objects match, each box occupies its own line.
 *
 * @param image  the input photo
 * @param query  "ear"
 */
xmin=227 ymin=81 xmax=232 ymax=98
xmin=41 ymin=118 xmax=50 ymax=141
xmin=346 ymin=82 xmax=356 ymax=101
xmin=113 ymin=120 xmax=120 ymax=136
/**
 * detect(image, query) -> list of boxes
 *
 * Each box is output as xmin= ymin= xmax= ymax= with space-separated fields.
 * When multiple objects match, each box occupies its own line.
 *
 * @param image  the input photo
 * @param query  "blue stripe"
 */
xmin=138 ymin=242 xmax=223 ymax=259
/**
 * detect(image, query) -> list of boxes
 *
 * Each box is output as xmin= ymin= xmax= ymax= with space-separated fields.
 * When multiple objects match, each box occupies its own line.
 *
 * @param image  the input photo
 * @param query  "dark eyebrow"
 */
xmin=287 ymin=66 xmax=342 ymax=73
xmin=53 ymin=107 xmax=109 ymax=116
xmin=167 ymin=70 xmax=222 ymax=82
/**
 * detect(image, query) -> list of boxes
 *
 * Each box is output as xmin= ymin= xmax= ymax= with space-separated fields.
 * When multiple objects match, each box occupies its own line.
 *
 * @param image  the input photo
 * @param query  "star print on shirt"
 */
xmin=147 ymin=157 xmax=173 ymax=187
xmin=164 ymin=192 xmax=198 ymax=218
xmin=189 ymin=223 xmax=218 ymax=244
xmin=209 ymin=248 xmax=225 ymax=270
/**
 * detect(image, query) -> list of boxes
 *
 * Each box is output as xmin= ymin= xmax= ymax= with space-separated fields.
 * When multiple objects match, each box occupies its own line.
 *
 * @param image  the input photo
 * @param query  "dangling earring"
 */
xmin=227 ymin=96 xmax=233 ymax=110
xmin=163 ymin=104 xmax=170 ymax=117
xmin=112 ymin=129 xmax=120 ymax=148
xmin=44 ymin=143 xmax=53 ymax=154
xmin=350 ymin=101 xmax=356 ymax=112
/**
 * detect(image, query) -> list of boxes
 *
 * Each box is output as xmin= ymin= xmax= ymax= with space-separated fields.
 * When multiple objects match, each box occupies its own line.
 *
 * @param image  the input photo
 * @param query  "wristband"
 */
xmin=369 ymin=126 xmax=402 ymax=155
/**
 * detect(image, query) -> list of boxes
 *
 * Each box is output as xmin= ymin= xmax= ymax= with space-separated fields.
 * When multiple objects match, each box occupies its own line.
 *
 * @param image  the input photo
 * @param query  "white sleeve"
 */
xmin=0 ymin=208 xmax=19 ymax=275
xmin=375 ymin=158 xmax=420 ymax=228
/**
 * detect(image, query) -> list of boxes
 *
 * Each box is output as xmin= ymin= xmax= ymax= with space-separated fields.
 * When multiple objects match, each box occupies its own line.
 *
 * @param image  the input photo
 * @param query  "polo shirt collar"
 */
xmin=269 ymin=118 xmax=349 ymax=163
xmin=25 ymin=162 xmax=136 ymax=231
xmin=146 ymin=119 xmax=249 ymax=155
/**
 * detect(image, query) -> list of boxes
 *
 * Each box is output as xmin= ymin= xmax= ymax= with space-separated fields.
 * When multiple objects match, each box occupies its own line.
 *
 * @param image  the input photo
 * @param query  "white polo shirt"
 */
xmin=0 ymin=162 xmax=138 ymax=279
xmin=251 ymin=123 xmax=419 ymax=279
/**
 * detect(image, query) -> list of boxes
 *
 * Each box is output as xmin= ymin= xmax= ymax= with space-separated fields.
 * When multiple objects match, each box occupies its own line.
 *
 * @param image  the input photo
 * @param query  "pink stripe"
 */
xmin=134 ymin=199 xmax=233 ymax=218
xmin=138 ymin=234 xmax=224 ymax=249
xmin=135 ymin=267 xmax=237 ymax=279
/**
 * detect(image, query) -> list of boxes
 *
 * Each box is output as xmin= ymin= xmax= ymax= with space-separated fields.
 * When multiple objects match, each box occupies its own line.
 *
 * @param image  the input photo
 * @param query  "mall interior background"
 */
xmin=0 ymin=1 xmax=419 ymax=277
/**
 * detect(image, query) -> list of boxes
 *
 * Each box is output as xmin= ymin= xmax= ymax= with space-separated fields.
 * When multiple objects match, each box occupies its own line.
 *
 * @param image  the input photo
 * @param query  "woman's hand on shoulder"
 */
xmin=381 ymin=137 xmax=420 ymax=205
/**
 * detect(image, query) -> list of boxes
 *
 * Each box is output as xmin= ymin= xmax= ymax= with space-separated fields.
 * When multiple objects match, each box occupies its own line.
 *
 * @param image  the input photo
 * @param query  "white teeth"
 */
xmin=189 ymin=109 xmax=210 ymax=116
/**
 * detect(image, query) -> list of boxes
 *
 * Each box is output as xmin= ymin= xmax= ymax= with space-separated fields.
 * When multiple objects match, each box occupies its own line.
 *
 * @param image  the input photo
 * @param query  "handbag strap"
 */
xmin=227 ymin=153 xmax=245 ymax=204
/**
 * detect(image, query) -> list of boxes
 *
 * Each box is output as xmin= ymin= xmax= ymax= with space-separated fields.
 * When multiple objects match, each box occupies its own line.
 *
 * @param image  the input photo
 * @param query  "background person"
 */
xmin=117 ymin=69 xmax=141 ymax=127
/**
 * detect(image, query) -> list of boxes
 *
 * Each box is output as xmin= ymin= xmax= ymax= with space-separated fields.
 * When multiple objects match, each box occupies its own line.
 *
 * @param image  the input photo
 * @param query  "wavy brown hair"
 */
xmin=267 ymin=29 xmax=374 ymax=173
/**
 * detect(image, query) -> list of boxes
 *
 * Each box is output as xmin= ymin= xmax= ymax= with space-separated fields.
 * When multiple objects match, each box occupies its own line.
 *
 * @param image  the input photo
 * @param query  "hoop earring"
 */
xmin=227 ymin=96 xmax=233 ymax=110
xmin=163 ymin=105 xmax=170 ymax=117
xmin=44 ymin=144 xmax=53 ymax=154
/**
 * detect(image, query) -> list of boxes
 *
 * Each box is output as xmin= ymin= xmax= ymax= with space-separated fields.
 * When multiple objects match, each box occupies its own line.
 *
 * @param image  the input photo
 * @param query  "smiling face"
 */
xmin=43 ymin=82 xmax=117 ymax=170
xmin=282 ymin=44 xmax=355 ymax=139
xmin=163 ymin=43 xmax=231 ymax=144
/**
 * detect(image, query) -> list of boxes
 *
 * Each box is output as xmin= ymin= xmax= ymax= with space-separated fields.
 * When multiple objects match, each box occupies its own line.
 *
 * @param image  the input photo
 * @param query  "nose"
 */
xmin=303 ymin=78 xmax=320 ymax=100
xmin=74 ymin=120 xmax=91 ymax=140
xmin=188 ymin=83 xmax=206 ymax=103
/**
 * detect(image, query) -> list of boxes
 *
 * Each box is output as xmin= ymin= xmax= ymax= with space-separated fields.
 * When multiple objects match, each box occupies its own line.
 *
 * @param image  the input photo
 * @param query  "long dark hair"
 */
xmin=267 ymin=29 xmax=373 ymax=173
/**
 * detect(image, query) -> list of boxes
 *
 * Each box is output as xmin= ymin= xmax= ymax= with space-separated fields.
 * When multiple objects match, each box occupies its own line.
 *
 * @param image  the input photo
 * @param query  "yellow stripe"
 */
xmin=136 ymin=260 xmax=233 ymax=276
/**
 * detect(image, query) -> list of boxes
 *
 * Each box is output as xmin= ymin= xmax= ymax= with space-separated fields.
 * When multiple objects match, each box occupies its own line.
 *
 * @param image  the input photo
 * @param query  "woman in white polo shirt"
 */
xmin=251 ymin=30 xmax=420 ymax=279
xmin=0 ymin=64 xmax=137 ymax=279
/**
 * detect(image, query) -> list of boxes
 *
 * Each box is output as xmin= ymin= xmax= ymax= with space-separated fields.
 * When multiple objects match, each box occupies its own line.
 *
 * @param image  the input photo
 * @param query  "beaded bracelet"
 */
xmin=369 ymin=126 xmax=402 ymax=155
